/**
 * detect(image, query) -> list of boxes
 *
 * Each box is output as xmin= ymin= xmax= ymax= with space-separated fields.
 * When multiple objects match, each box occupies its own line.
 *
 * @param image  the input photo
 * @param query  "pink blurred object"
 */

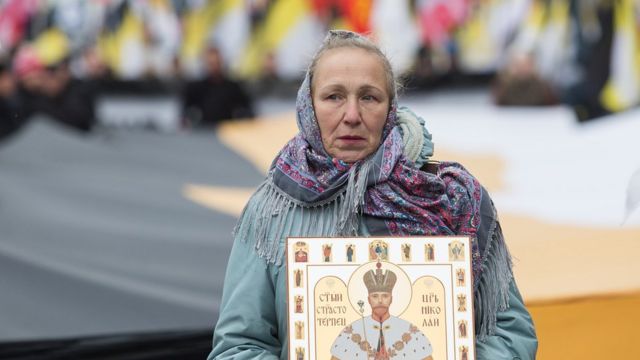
xmin=0 ymin=0 xmax=39 ymax=51
xmin=13 ymin=45 xmax=43 ymax=78
xmin=418 ymin=0 xmax=471 ymax=47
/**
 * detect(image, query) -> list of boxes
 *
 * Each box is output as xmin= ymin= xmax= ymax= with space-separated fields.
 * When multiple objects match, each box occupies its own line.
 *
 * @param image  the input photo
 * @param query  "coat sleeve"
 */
xmin=208 ymin=237 xmax=281 ymax=360
xmin=476 ymin=280 xmax=538 ymax=360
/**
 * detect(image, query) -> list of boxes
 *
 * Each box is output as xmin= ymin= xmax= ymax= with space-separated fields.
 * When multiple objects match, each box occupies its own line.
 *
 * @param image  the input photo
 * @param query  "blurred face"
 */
xmin=368 ymin=291 xmax=392 ymax=318
xmin=41 ymin=65 xmax=70 ymax=97
xmin=0 ymin=71 xmax=16 ymax=96
xmin=312 ymin=47 xmax=390 ymax=163
xmin=205 ymin=48 xmax=223 ymax=76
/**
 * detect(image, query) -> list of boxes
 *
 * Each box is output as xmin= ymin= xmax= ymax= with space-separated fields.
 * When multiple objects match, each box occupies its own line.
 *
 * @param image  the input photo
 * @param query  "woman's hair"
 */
xmin=308 ymin=30 xmax=397 ymax=100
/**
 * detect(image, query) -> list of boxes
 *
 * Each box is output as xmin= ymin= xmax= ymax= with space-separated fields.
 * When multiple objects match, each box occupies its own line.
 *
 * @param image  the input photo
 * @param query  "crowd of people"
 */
xmin=491 ymin=0 xmax=639 ymax=121
xmin=1 ymin=0 xmax=638 ymax=140
xmin=0 ymin=41 xmax=254 ymax=140
xmin=0 ymin=21 xmax=257 ymax=141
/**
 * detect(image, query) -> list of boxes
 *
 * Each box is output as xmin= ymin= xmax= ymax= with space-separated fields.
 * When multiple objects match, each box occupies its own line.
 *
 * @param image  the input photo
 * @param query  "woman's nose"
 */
xmin=342 ymin=98 xmax=360 ymax=125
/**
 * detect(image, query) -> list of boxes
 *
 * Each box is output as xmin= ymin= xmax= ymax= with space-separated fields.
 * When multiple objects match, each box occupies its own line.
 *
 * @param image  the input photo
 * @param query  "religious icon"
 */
xmin=456 ymin=269 xmax=465 ymax=286
xmin=294 ymin=295 xmax=304 ymax=313
xmin=295 ymin=321 xmax=304 ymax=340
xmin=458 ymin=320 xmax=468 ymax=338
xmin=294 ymin=269 xmax=303 ymax=288
xmin=460 ymin=345 xmax=469 ymax=360
xmin=449 ymin=241 xmax=465 ymax=261
xmin=345 ymin=244 xmax=355 ymax=262
xmin=330 ymin=261 xmax=433 ymax=359
xmin=401 ymin=243 xmax=411 ymax=262
xmin=457 ymin=294 xmax=467 ymax=312
xmin=425 ymin=243 xmax=435 ymax=262
xmin=369 ymin=239 xmax=389 ymax=260
xmin=286 ymin=236 xmax=475 ymax=360
xmin=294 ymin=242 xmax=308 ymax=263
xmin=322 ymin=244 xmax=332 ymax=262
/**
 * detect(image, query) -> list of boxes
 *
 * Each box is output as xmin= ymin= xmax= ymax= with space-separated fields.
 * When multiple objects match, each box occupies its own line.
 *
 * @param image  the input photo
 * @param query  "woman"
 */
xmin=208 ymin=30 xmax=537 ymax=360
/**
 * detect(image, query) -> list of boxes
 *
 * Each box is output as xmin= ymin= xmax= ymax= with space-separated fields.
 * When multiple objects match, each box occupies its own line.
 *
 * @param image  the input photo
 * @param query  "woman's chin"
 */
xmin=332 ymin=150 xmax=373 ymax=164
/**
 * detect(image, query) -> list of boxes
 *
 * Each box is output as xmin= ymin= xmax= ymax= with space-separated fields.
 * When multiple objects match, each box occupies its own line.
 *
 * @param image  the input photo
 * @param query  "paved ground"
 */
xmin=0 ymin=119 xmax=262 ymax=341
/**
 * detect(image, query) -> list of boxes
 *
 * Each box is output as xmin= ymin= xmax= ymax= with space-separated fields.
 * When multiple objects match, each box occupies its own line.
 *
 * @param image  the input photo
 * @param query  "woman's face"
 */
xmin=312 ymin=47 xmax=390 ymax=163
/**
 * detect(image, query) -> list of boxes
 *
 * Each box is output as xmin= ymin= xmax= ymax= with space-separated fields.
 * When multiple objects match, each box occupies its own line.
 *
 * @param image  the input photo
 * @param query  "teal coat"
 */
xmin=208 ymin=193 xmax=538 ymax=360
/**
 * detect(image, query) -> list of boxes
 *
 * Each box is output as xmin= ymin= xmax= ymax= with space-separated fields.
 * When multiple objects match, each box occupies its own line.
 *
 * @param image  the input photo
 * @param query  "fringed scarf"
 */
xmin=234 ymin=73 xmax=513 ymax=340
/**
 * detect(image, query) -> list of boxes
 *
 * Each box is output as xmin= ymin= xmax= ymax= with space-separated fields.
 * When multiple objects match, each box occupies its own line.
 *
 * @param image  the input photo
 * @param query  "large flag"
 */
xmin=237 ymin=0 xmax=313 ymax=79
xmin=180 ymin=0 xmax=245 ymax=77
xmin=600 ymin=0 xmax=640 ymax=112
xmin=98 ymin=0 xmax=147 ymax=79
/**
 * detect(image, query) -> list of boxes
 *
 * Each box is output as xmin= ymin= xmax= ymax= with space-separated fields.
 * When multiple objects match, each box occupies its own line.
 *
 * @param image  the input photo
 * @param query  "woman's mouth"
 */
xmin=338 ymin=135 xmax=365 ymax=141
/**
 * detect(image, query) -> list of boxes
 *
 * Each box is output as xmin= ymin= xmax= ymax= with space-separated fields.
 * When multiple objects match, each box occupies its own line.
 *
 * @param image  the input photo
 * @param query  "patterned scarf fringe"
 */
xmin=473 ymin=218 xmax=514 ymax=341
xmin=234 ymin=160 xmax=512 ymax=340
xmin=233 ymin=160 xmax=373 ymax=265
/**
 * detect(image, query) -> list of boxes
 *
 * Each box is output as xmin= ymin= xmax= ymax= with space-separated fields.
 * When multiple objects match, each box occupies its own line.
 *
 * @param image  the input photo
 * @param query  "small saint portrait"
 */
xmin=460 ymin=345 xmax=469 ymax=360
xmin=294 ymin=269 xmax=303 ymax=288
xmin=295 ymin=321 xmax=304 ymax=340
xmin=294 ymin=241 xmax=308 ymax=263
xmin=457 ymin=294 xmax=467 ymax=312
xmin=294 ymin=295 xmax=304 ymax=313
xmin=456 ymin=269 xmax=465 ymax=287
xmin=322 ymin=244 xmax=333 ymax=262
xmin=368 ymin=239 xmax=389 ymax=261
xmin=449 ymin=241 xmax=465 ymax=261
xmin=295 ymin=347 xmax=305 ymax=360
xmin=345 ymin=244 xmax=355 ymax=262
xmin=425 ymin=243 xmax=435 ymax=262
xmin=458 ymin=320 xmax=468 ymax=338
xmin=330 ymin=261 xmax=433 ymax=360
xmin=401 ymin=243 xmax=411 ymax=262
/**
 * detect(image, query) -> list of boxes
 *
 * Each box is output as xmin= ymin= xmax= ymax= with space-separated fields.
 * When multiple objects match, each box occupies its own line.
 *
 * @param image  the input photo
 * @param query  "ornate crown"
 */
xmin=363 ymin=262 xmax=397 ymax=293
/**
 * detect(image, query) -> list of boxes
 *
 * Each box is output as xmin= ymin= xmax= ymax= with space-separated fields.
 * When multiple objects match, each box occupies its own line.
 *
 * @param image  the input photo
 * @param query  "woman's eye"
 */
xmin=362 ymin=95 xmax=376 ymax=101
xmin=326 ymin=94 xmax=340 ymax=100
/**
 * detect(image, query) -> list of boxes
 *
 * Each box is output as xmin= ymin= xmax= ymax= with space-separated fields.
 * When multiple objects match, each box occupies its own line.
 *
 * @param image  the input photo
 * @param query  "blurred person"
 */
xmin=14 ymin=36 xmax=97 ymax=132
xmin=252 ymin=50 xmax=282 ymax=95
xmin=0 ymin=57 xmax=26 ymax=141
xmin=208 ymin=30 xmax=537 ymax=360
xmin=492 ymin=0 xmax=627 ymax=122
xmin=71 ymin=45 xmax=111 ymax=81
xmin=563 ymin=0 xmax=617 ymax=122
xmin=492 ymin=52 xmax=558 ymax=106
xmin=182 ymin=45 xmax=253 ymax=127
xmin=249 ymin=0 xmax=272 ymax=30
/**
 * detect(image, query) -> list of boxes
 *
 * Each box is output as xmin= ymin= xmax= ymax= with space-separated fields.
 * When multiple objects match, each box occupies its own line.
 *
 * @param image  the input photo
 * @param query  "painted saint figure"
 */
xmin=295 ymin=295 xmax=304 ymax=313
xmin=457 ymin=294 xmax=467 ymax=312
xmin=294 ymin=269 xmax=303 ymax=288
xmin=323 ymin=244 xmax=332 ymax=262
xmin=460 ymin=345 xmax=469 ymax=360
xmin=369 ymin=240 xmax=389 ymax=260
xmin=330 ymin=262 xmax=433 ymax=360
xmin=425 ymin=244 xmax=435 ymax=262
xmin=295 ymin=321 xmax=304 ymax=340
xmin=295 ymin=242 xmax=308 ymax=262
xmin=456 ymin=269 xmax=465 ymax=286
xmin=449 ymin=241 xmax=464 ymax=261
xmin=401 ymin=244 xmax=411 ymax=262
xmin=346 ymin=244 xmax=354 ymax=262
xmin=458 ymin=320 xmax=468 ymax=338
